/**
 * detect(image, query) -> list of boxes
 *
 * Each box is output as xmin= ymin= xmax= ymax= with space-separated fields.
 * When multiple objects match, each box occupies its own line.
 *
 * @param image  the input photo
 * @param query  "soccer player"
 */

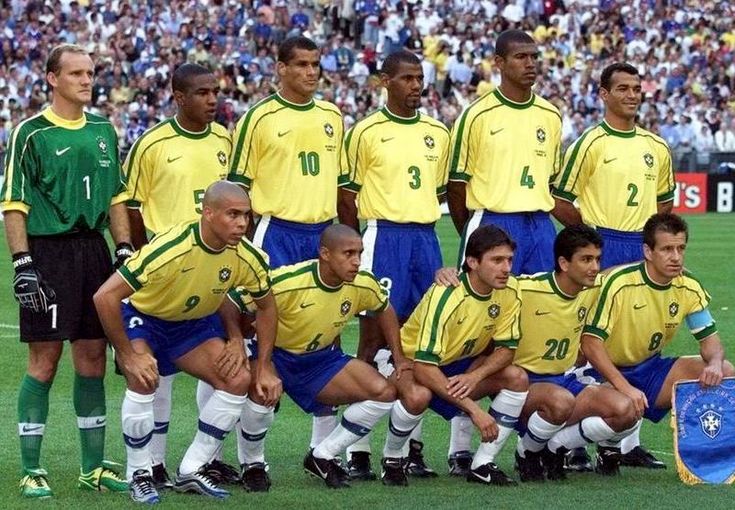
xmin=379 ymin=225 xmax=528 ymax=486
xmin=1 ymin=44 xmax=132 ymax=499
xmin=338 ymin=49 xmax=450 ymax=479
xmin=513 ymin=226 xmax=637 ymax=480
xmin=447 ymin=29 xmax=561 ymax=275
xmin=228 ymin=35 xmax=345 ymax=453
xmin=444 ymin=29 xmax=561 ymax=475
xmin=552 ymin=62 xmax=675 ymax=469
xmin=123 ymin=63 xmax=236 ymax=488
xmin=226 ymin=224 xmax=405 ymax=490
xmin=93 ymin=182 xmax=277 ymax=503
xmin=580 ymin=213 xmax=734 ymax=469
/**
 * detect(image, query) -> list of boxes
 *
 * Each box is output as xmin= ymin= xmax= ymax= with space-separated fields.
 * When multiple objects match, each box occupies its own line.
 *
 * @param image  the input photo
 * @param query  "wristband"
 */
xmin=12 ymin=252 xmax=33 ymax=270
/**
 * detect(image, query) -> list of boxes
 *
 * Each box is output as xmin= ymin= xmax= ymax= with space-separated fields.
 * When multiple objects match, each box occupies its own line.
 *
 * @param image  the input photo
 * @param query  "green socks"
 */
xmin=74 ymin=374 xmax=107 ymax=473
xmin=18 ymin=374 xmax=51 ymax=472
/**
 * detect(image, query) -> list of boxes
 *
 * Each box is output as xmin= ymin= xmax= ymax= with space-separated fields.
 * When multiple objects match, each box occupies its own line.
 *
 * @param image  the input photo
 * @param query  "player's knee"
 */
xmin=401 ymin=384 xmax=432 ymax=415
xmin=723 ymin=360 xmax=734 ymax=377
xmin=503 ymin=365 xmax=529 ymax=392
xmin=543 ymin=390 xmax=575 ymax=424
xmin=368 ymin=377 xmax=397 ymax=402
xmin=221 ymin=367 xmax=250 ymax=396
xmin=27 ymin=352 xmax=62 ymax=384
xmin=611 ymin=396 xmax=638 ymax=431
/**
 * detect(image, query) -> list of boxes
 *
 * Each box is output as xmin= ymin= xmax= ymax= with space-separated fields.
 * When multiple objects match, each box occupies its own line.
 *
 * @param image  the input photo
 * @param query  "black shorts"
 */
xmin=20 ymin=231 xmax=113 ymax=342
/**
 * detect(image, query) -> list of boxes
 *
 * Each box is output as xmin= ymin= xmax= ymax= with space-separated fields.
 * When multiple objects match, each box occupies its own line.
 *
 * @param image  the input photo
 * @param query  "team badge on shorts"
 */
xmin=669 ymin=301 xmax=679 ymax=317
xmin=488 ymin=304 xmax=500 ymax=318
xmin=577 ymin=306 xmax=587 ymax=322
xmin=217 ymin=150 xmax=227 ymax=166
xmin=219 ymin=267 xmax=232 ymax=283
xmin=324 ymin=123 xmax=334 ymax=138
xmin=644 ymin=152 xmax=655 ymax=168
xmin=424 ymin=135 xmax=435 ymax=149
xmin=340 ymin=299 xmax=352 ymax=316
xmin=536 ymin=127 xmax=546 ymax=143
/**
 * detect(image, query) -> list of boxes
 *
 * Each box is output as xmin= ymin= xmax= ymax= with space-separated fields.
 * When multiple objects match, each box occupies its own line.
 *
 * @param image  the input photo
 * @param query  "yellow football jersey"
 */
xmin=124 ymin=117 xmax=231 ymax=234
xmin=514 ymin=272 xmax=603 ymax=374
xmin=229 ymin=260 xmax=388 ymax=353
xmin=448 ymin=89 xmax=561 ymax=213
xmin=402 ymin=274 xmax=522 ymax=366
xmin=584 ymin=263 xmax=714 ymax=367
xmin=553 ymin=122 xmax=675 ymax=232
xmin=340 ymin=107 xmax=449 ymax=223
xmin=119 ymin=221 xmax=270 ymax=320
xmin=228 ymin=93 xmax=344 ymax=223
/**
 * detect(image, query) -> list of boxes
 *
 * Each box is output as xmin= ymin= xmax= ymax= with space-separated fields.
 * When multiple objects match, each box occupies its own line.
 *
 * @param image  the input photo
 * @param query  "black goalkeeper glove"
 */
xmin=12 ymin=252 xmax=56 ymax=313
xmin=114 ymin=242 xmax=134 ymax=270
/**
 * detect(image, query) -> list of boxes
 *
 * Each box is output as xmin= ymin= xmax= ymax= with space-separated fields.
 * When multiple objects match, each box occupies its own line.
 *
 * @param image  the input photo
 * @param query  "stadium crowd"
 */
xmin=2 ymin=0 xmax=735 ymax=169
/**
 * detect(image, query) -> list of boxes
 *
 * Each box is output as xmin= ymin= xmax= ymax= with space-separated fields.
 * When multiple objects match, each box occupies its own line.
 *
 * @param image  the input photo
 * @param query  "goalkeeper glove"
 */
xmin=12 ymin=252 xmax=56 ymax=313
xmin=114 ymin=242 xmax=134 ymax=270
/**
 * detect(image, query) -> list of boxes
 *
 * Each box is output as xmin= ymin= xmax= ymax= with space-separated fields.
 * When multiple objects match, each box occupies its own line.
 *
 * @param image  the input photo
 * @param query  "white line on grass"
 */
xmin=0 ymin=323 xmax=19 ymax=329
xmin=648 ymin=449 xmax=674 ymax=456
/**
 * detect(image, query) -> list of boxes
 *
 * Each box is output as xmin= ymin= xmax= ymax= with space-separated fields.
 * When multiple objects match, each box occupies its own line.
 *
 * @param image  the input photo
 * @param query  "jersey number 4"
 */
xmin=520 ymin=166 xmax=535 ymax=189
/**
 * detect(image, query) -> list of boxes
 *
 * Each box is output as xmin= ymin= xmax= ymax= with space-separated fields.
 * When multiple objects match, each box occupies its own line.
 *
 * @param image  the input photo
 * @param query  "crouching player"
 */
xmin=226 ymin=224 xmax=408 ymax=490
xmin=94 ymin=182 xmax=277 ymax=503
xmin=379 ymin=225 xmax=528 ymax=486
xmin=513 ymin=225 xmax=638 ymax=480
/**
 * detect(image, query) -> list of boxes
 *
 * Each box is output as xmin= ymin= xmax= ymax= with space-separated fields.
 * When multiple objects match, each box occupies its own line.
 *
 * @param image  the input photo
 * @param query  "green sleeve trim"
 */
xmin=227 ymin=173 xmax=251 ymax=188
xmin=117 ymin=266 xmax=142 ymax=291
xmin=341 ymin=181 xmax=361 ymax=192
xmin=494 ymin=338 xmax=519 ymax=349
xmin=337 ymin=174 xmax=351 ymax=186
xmin=583 ymin=325 xmax=608 ymax=340
xmin=448 ymin=171 xmax=470 ymax=182
xmin=373 ymin=298 xmax=389 ymax=313
xmin=551 ymin=189 xmax=577 ymax=202
xmin=436 ymin=185 xmax=447 ymax=195
xmin=414 ymin=351 xmax=441 ymax=365
xmin=657 ymin=190 xmax=674 ymax=202
xmin=126 ymin=200 xmax=142 ymax=209
xmin=694 ymin=323 xmax=717 ymax=341
xmin=251 ymin=288 xmax=271 ymax=300
xmin=226 ymin=289 xmax=246 ymax=313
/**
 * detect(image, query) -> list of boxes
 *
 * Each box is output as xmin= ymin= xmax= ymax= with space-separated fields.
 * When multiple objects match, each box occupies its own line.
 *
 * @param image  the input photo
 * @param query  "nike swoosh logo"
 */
xmin=472 ymin=472 xmax=495 ymax=483
xmin=278 ymin=130 xmax=291 ymax=137
xmin=167 ymin=155 xmax=183 ymax=163
xmin=490 ymin=128 xmax=504 ymax=136
xmin=535 ymin=310 xmax=550 ymax=316
xmin=603 ymin=157 xmax=618 ymax=164
xmin=56 ymin=147 xmax=71 ymax=156
xmin=633 ymin=304 xmax=647 ymax=310
xmin=300 ymin=303 xmax=315 ymax=309
xmin=22 ymin=425 xmax=43 ymax=433
xmin=95 ymin=418 xmax=106 ymax=425
xmin=380 ymin=137 xmax=394 ymax=143
xmin=126 ymin=436 xmax=150 ymax=447
xmin=181 ymin=267 xmax=195 ymax=273
xmin=498 ymin=416 xmax=517 ymax=425
xmin=457 ymin=317 xmax=467 ymax=324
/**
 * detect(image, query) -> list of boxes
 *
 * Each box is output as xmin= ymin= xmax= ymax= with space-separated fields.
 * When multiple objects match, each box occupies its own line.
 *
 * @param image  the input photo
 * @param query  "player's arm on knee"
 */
xmin=375 ymin=304 xmax=412 ymax=379
xmin=447 ymin=345 xmax=514 ymax=399
xmin=216 ymin=297 xmax=249 ymax=378
xmin=252 ymin=292 xmax=281 ymax=406
xmin=699 ymin=334 xmax=726 ymax=387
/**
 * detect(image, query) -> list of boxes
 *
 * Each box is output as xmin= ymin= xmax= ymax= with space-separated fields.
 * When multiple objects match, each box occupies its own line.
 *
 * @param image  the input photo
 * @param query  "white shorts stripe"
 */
xmin=458 ymin=210 xmax=484 ymax=267
xmin=252 ymin=214 xmax=271 ymax=249
xmin=360 ymin=219 xmax=378 ymax=272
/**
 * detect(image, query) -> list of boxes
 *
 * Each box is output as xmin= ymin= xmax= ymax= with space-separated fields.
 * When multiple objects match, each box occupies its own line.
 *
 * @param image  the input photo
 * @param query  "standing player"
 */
xmin=227 ymin=225 xmax=406 ymax=490
xmin=380 ymin=225 xmax=528 ymax=486
xmin=2 ymin=44 xmax=132 ymax=499
xmin=444 ymin=29 xmax=561 ymax=475
xmin=581 ymin=213 xmax=733 ymax=469
xmin=338 ymin=49 xmax=449 ymax=479
xmin=229 ymin=35 xmax=345 ymax=451
xmin=93 ymin=182 xmax=277 ymax=503
xmin=123 ymin=63 xmax=236 ymax=488
xmin=552 ymin=63 xmax=675 ymax=469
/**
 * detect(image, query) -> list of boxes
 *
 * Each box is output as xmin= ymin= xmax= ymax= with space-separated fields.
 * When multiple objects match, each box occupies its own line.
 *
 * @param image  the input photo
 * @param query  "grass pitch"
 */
xmin=0 ymin=214 xmax=733 ymax=509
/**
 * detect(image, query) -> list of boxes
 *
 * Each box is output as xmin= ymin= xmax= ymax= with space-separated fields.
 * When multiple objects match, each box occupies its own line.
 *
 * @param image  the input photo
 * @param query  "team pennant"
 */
xmin=672 ymin=377 xmax=735 ymax=484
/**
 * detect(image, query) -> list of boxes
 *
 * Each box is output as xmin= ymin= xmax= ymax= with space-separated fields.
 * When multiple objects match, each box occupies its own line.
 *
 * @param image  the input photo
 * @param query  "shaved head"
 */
xmin=320 ymin=224 xmax=361 ymax=251
xmin=202 ymin=181 xmax=249 ymax=210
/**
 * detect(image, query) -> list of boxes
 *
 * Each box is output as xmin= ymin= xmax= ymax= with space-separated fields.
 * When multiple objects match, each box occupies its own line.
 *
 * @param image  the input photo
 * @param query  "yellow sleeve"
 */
xmin=583 ymin=277 xmax=618 ymax=340
xmin=123 ymin=136 xmax=150 ymax=208
xmin=656 ymin=142 xmax=675 ymax=203
xmin=227 ymin=287 xmax=257 ymax=315
xmin=414 ymin=286 xmax=459 ymax=365
xmin=492 ymin=289 xmax=522 ymax=349
xmin=228 ymin=109 xmax=261 ymax=189
xmin=339 ymin=125 xmax=361 ymax=191
xmin=235 ymin=241 xmax=271 ymax=299
xmin=355 ymin=271 xmax=389 ymax=313
xmin=553 ymin=130 xmax=594 ymax=202
xmin=436 ymin=129 xmax=450 ymax=195
xmin=117 ymin=241 xmax=178 ymax=291
xmin=448 ymin=107 xmax=476 ymax=183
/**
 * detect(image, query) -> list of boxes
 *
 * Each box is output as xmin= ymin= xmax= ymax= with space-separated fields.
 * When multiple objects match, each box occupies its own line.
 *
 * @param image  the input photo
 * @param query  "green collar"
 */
xmin=493 ymin=88 xmax=534 ymax=109
xmin=275 ymin=92 xmax=315 ymax=111
xmin=382 ymin=107 xmax=419 ymax=124
xmin=172 ymin=116 xmax=211 ymax=139
xmin=312 ymin=261 xmax=343 ymax=292
xmin=193 ymin=221 xmax=225 ymax=254
xmin=462 ymin=273 xmax=492 ymax=301
xmin=600 ymin=120 xmax=636 ymax=138
xmin=640 ymin=262 xmax=671 ymax=290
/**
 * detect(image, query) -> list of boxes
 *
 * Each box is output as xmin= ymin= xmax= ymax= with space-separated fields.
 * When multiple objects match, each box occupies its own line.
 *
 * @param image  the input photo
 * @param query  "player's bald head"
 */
xmin=320 ymin=224 xmax=361 ymax=251
xmin=202 ymin=181 xmax=249 ymax=210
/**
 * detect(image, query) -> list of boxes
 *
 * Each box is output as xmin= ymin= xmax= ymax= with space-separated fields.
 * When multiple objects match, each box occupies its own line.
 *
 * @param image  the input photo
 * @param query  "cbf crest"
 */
xmin=669 ymin=301 xmax=679 ymax=317
xmin=488 ymin=304 xmax=500 ymax=319
xmin=340 ymin=299 xmax=352 ymax=316
xmin=699 ymin=404 xmax=723 ymax=440
xmin=324 ymin=122 xmax=334 ymax=138
xmin=536 ymin=127 xmax=546 ymax=143
xmin=424 ymin=135 xmax=435 ymax=149
xmin=577 ymin=307 xmax=587 ymax=322
xmin=643 ymin=152 xmax=654 ymax=168
xmin=96 ymin=136 xmax=108 ymax=154
xmin=217 ymin=150 xmax=227 ymax=166
xmin=218 ymin=267 xmax=232 ymax=283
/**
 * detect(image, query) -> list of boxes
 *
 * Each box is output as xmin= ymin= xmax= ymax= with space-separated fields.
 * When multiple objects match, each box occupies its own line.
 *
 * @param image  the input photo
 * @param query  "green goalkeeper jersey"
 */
xmin=1 ymin=107 xmax=127 ymax=236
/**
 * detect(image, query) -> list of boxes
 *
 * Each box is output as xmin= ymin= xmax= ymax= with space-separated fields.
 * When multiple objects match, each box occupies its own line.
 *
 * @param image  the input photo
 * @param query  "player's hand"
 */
xmin=699 ymin=362 xmax=724 ymax=387
xmin=621 ymin=383 xmax=648 ymax=419
xmin=114 ymin=242 xmax=134 ymax=270
xmin=216 ymin=338 xmax=248 ymax=379
xmin=469 ymin=410 xmax=498 ymax=443
xmin=255 ymin=363 xmax=282 ymax=407
xmin=434 ymin=267 xmax=461 ymax=287
xmin=393 ymin=355 xmax=413 ymax=380
xmin=122 ymin=351 xmax=159 ymax=391
xmin=447 ymin=372 xmax=479 ymax=399
xmin=12 ymin=252 xmax=56 ymax=313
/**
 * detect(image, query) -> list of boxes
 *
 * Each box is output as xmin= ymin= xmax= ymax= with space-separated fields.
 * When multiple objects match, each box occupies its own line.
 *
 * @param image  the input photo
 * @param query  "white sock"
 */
xmin=196 ymin=380 xmax=226 ymax=461
xmin=547 ymin=416 xmax=616 ymax=452
xmin=122 ymin=390 xmax=155 ymax=479
xmin=471 ymin=389 xmax=527 ymax=468
xmin=346 ymin=433 xmax=372 ymax=455
xmin=310 ymin=412 xmax=338 ymax=449
xmin=179 ymin=390 xmax=247 ymax=475
xmin=518 ymin=412 xmax=565 ymax=456
xmin=383 ymin=401 xmax=423 ymax=458
xmin=314 ymin=401 xmax=392 ymax=460
xmin=449 ymin=413 xmax=473 ymax=455
xmin=603 ymin=421 xmax=640 ymax=446
xmin=150 ymin=373 xmax=175 ymax=467
xmin=238 ymin=398 xmax=274 ymax=465
xmin=620 ymin=419 xmax=642 ymax=454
